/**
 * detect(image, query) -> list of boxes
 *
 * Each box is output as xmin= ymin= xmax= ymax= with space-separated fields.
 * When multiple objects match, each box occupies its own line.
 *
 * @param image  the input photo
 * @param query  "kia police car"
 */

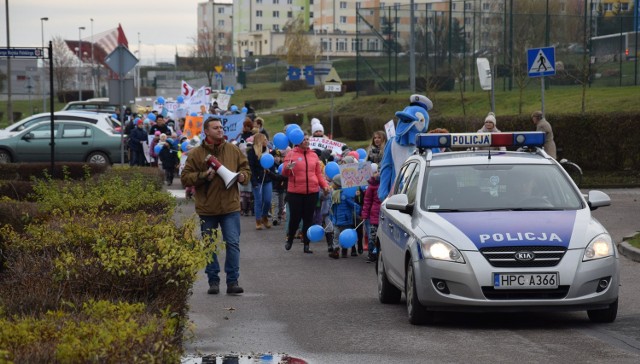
xmin=376 ymin=132 xmax=619 ymax=325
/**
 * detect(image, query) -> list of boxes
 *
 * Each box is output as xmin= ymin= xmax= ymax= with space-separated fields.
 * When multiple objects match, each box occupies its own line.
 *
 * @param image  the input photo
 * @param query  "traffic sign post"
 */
xmin=527 ymin=47 xmax=556 ymax=115
xmin=104 ymin=45 xmax=139 ymax=165
xmin=324 ymin=68 xmax=342 ymax=138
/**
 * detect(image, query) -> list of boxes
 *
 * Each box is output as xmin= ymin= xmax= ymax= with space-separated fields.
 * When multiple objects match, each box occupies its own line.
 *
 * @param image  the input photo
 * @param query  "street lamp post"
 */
xmin=78 ymin=26 xmax=85 ymax=101
xmin=90 ymin=18 xmax=95 ymax=96
xmin=40 ymin=17 xmax=48 ymax=113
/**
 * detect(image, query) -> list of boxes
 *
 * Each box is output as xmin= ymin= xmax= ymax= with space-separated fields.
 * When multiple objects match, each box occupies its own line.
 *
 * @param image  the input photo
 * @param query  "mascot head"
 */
xmin=394 ymin=105 xmax=429 ymax=145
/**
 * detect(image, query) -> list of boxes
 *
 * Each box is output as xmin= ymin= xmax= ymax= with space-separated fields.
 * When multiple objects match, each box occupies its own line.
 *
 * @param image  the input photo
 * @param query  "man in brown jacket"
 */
xmin=181 ymin=117 xmax=251 ymax=295
xmin=531 ymin=110 xmax=557 ymax=159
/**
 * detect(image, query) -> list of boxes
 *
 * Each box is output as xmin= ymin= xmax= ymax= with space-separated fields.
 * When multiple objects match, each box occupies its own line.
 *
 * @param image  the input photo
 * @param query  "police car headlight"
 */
xmin=583 ymin=234 xmax=614 ymax=261
xmin=421 ymin=238 xmax=465 ymax=263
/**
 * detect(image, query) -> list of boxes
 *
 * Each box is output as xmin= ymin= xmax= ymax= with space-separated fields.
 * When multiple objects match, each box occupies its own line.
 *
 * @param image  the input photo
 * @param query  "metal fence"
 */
xmin=355 ymin=1 xmax=640 ymax=95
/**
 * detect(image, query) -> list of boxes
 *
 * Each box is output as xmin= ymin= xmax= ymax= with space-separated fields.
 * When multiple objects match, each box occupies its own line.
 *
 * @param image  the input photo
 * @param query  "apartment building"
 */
xmin=196 ymin=1 xmax=234 ymax=59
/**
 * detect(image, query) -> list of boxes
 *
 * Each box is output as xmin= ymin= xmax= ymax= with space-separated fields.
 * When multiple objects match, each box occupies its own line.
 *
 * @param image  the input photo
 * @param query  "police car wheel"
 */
xmin=377 ymin=251 xmax=401 ymax=304
xmin=406 ymin=262 xmax=435 ymax=325
xmin=587 ymin=298 xmax=618 ymax=323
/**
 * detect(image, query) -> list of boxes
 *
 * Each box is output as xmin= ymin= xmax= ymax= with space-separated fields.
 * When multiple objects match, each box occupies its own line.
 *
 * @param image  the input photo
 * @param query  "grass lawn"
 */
xmin=628 ymin=233 xmax=640 ymax=250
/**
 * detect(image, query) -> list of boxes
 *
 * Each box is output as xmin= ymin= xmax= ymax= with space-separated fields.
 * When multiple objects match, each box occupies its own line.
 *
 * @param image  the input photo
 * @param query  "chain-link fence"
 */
xmin=355 ymin=1 xmax=639 ymax=96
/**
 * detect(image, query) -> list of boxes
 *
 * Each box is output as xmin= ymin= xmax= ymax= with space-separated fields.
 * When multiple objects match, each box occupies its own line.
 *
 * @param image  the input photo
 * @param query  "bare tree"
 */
xmin=276 ymin=15 xmax=318 ymax=69
xmin=49 ymin=36 xmax=77 ymax=99
xmin=190 ymin=30 xmax=221 ymax=88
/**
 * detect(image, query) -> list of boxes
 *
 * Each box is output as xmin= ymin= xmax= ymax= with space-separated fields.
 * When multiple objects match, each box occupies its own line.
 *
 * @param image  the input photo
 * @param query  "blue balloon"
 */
xmin=157 ymin=96 xmax=165 ymax=105
xmin=242 ymin=107 xmax=248 ymax=113
xmin=307 ymin=224 xmax=325 ymax=242
xmin=147 ymin=113 xmax=157 ymax=122
xmin=273 ymin=132 xmax=289 ymax=150
xmin=278 ymin=164 xmax=284 ymax=174
xmin=285 ymin=124 xmax=301 ymax=135
xmin=325 ymin=161 xmax=340 ymax=179
xmin=356 ymin=148 xmax=367 ymax=160
xmin=153 ymin=144 xmax=163 ymax=155
xmin=111 ymin=113 xmax=118 ymax=120
xmin=288 ymin=128 xmax=304 ymax=145
xmin=166 ymin=138 xmax=174 ymax=145
xmin=181 ymin=141 xmax=189 ymax=152
xmin=260 ymin=153 xmax=275 ymax=169
xmin=190 ymin=112 xmax=198 ymax=117
xmin=177 ymin=95 xmax=185 ymax=103
xmin=339 ymin=229 xmax=357 ymax=248
xmin=230 ymin=105 xmax=239 ymax=112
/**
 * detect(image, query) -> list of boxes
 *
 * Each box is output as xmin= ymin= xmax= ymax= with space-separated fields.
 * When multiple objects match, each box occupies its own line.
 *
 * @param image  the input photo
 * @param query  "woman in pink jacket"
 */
xmin=282 ymin=132 xmax=330 ymax=253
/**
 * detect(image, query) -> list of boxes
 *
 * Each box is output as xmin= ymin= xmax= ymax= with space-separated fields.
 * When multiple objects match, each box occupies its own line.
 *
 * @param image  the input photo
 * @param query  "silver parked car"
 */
xmin=0 ymin=110 xmax=120 ymax=139
xmin=0 ymin=120 xmax=123 ymax=165
xmin=377 ymin=132 xmax=618 ymax=325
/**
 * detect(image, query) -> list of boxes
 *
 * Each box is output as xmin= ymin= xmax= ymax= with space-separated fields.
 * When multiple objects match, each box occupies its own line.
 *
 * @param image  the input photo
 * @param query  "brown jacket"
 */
xmin=181 ymin=140 xmax=251 ymax=216
xmin=536 ymin=118 xmax=557 ymax=159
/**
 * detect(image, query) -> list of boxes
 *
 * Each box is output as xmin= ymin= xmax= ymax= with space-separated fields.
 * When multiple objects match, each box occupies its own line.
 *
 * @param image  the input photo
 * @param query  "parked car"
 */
xmin=0 ymin=111 xmax=121 ymax=139
xmin=377 ymin=131 xmax=618 ymax=325
xmin=62 ymin=97 xmax=119 ymax=114
xmin=0 ymin=120 xmax=124 ymax=165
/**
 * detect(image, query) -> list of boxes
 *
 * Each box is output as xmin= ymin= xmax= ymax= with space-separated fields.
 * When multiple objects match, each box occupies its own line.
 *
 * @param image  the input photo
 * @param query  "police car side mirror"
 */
xmin=386 ymin=194 xmax=414 ymax=215
xmin=22 ymin=133 xmax=34 ymax=141
xmin=587 ymin=190 xmax=611 ymax=211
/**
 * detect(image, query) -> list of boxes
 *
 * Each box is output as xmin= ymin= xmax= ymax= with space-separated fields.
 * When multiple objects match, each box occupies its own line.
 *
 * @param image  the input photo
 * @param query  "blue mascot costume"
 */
xmin=378 ymin=94 xmax=432 ymax=201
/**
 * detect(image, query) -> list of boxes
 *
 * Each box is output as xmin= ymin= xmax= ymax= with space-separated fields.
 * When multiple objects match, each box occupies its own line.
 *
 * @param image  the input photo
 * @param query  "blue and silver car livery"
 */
xmin=376 ymin=132 xmax=618 ymax=325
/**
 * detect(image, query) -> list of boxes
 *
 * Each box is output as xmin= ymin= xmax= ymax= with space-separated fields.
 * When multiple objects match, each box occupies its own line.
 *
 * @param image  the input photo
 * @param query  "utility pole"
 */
xmin=6 ymin=0 xmax=13 ymax=123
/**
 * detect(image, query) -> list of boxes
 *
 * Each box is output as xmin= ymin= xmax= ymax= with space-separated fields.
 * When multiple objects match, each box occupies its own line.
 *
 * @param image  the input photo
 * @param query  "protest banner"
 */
xmin=339 ymin=161 xmax=373 ymax=188
xmin=181 ymin=113 xmax=246 ymax=141
xmin=308 ymin=137 xmax=345 ymax=154
xmin=183 ymin=115 xmax=204 ymax=139
xmin=384 ymin=120 xmax=396 ymax=140
xmin=216 ymin=93 xmax=231 ymax=111
xmin=186 ymin=86 xmax=211 ymax=115
xmin=181 ymin=80 xmax=194 ymax=97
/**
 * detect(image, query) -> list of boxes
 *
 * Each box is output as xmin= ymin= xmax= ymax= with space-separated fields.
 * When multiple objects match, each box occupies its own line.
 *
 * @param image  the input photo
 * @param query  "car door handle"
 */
xmin=388 ymin=223 xmax=393 ymax=230
xmin=81 ymin=142 xmax=88 ymax=145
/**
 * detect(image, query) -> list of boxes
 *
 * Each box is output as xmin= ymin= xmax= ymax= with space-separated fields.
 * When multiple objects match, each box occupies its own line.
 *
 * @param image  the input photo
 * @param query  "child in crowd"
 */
xmin=361 ymin=165 xmax=381 ymax=262
xmin=179 ymin=136 xmax=199 ymax=199
xmin=270 ymin=149 xmax=287 ymax=226
xmin=158 ymin=137 xmax=179 ymax=186
xmin=329 ymin=174 xmax=361 ymax=259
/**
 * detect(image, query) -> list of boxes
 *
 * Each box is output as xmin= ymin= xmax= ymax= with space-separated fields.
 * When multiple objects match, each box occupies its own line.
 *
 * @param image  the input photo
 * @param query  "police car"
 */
xmin=376 ymin=132 xmax=619 ymax=325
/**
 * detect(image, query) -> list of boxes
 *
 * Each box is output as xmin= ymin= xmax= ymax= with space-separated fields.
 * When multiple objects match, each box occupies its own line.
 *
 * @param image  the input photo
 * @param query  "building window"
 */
xmin=465 ymin=17 xmax=471 ymax=25
xmin=351 ymin=38 xmax=362 ymax=52
xmin=273 ymin=24 xmax=280 ymax=31
xmin=256 ymin=24 xmax=263 ymax=30
xmin=340 ymin=16 xmax=347 ymax=24
xmin=256 ymin=0 xmax=262 ymax=4
xmin=620 ymin=3 xmax=629 ymax=11
xmin=380 ymin=2 xmax=385 ymax=9
xmin=427 ymin=3 xmax=432 ymax=10
xmin=482 ymin=3 xmax=490 ymax=10
xmin=217 ymin=7 xmax=224 ymax=14
xmin=465 ymin=2 xmax=472 ymax=10
xmin=287 ymin=0 xmax=293 ymax=4
xmin=340 ymin=1 xmax=347 ymax=9
xmin=321 ymin=38 xmax=332 ymax=52
xmin=273 ymin=0 xmax=279 ymax=4
xmin=367 ymin=39 xmax=379 ymax=51
xmin=337 ymin=38 xmax=347 ymax=52
xmin=482 ymin=17 xmax=490 ymax=26
xmin=218 ymin=32 xmax=225 ymax=39
xmin=452 ymin=3 xmax=456 ymax=10
xmin=356 ymin=2 xmax=361 ymax=9
xmin=256 ymin=10 xmax=262 ymax=17
xmin=273 ymin=11 xmax=280 ymax=18
xmin=310 ymin=11 xmax=314 ymax=18
xmin=288 ymin=11 xmax=293 ymax=18
xmin=218 ymin=20 xmax=225 ymax=27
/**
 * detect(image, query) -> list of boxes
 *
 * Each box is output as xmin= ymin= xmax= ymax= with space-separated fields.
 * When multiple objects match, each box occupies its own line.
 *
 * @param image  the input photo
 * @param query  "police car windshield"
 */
xmin=422 ymin=164 xmax=583 ymax=212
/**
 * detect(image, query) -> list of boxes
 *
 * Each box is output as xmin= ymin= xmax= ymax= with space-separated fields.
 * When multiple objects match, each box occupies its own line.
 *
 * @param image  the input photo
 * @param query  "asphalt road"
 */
xmin=173 ymin=188 xmax=640 ymax=364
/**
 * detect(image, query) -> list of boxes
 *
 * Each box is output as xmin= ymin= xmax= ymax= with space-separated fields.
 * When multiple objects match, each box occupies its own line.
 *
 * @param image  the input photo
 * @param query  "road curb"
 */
xmin=618 ymin=231 xmax=640 ymax=262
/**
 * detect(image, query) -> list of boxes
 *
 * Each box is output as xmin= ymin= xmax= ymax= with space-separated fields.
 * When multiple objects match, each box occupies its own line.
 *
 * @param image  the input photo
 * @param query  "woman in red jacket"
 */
xmin=361 ymin=169 xmax=381 ymax=262
xmin=282 ymin=132 xmax=330 ymax=253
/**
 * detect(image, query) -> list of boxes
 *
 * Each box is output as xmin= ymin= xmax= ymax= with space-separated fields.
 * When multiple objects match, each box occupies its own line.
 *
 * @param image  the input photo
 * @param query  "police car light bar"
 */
xmin=416 ymin=132 xmax=545 ymax=149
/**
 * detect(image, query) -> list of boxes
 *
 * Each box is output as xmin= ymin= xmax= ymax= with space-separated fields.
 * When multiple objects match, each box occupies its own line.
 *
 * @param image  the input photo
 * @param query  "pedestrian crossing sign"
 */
xmin=527 ymin=47 xmax=556 ymax=77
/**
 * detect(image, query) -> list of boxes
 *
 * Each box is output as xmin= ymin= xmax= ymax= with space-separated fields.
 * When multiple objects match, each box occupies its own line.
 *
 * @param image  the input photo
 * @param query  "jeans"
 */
xmin=130 ymin=149 xmax=145 ymax=166
xmin=201 ymin=212 xmax=241 ymax=286
xmin=252 ymin=181 xmax=272 ymax=219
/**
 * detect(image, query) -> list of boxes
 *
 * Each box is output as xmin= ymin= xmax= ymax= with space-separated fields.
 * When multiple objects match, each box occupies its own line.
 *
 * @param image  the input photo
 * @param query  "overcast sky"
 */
xmin=1 ymin=0 xmax=231 ymax=65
